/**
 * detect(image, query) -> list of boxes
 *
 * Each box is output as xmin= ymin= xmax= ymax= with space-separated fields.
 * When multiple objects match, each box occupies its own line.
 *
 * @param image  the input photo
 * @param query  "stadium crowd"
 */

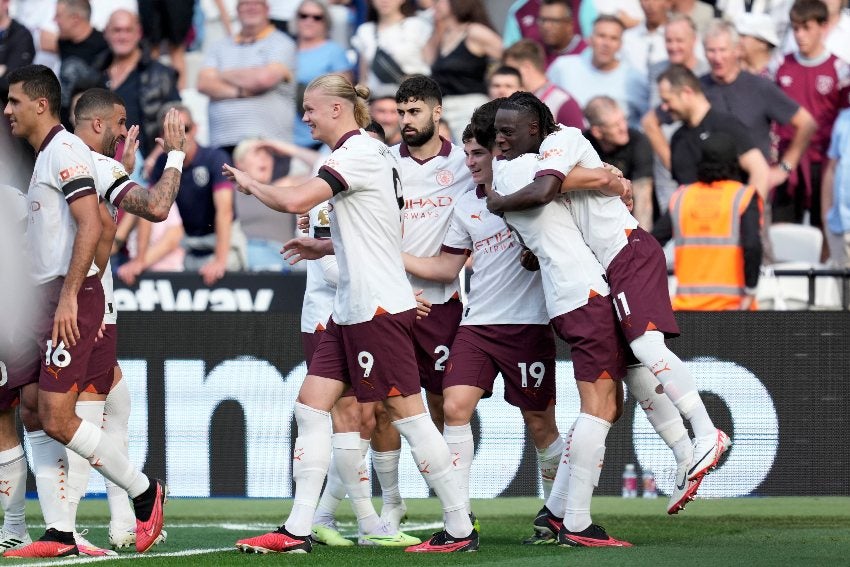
xmin=0 ymin=0 xmax=848 ymax=558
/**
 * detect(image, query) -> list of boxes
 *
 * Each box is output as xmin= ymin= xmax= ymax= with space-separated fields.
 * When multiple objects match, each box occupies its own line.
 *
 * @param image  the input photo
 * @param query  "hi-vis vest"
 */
xmin=670 ymin=180 xmax=758 ymax=311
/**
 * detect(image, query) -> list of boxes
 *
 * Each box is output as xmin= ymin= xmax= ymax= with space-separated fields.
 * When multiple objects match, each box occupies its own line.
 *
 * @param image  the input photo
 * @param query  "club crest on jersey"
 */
xmin=192 ymin=166 xmax=210 ymax=187
xmin=435 ymin=169 xmax=454 ymax=186
xmin=816 ymin=75 xmax=834 ymax=95
xmin=59 ymin=163 xmax=91 ymax=181
xmin=538 ymin=148 xmax=563 ymax=160
xmin=779 ymin=74 xmax=793 ymax=87
xmin=317 ymin=208 xmax=330 ymax=225
xmin=112 ymin=166 xmax=126 ymax=180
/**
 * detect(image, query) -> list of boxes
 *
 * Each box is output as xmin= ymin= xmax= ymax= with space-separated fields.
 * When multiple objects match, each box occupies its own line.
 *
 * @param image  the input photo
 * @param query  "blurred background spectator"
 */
xmin=293 ymin=0 xmax=353 ymax=150
xmin=735 ymin=12 xmax=781 ymax=77
xmin=351 ymin=0 xmax=431 ymax=99
xmin=487 ymin=64 xmax=521 ymax=99
xmin=369 ymin=94 xmax=402 ymax=145
xmin=0 ymin=0 xmax=35 ymax=100
xmin=823 ymin=108 xmax=850 ymax=268
xmin=116 ymin=205 xmax=186 ymax=286
xmin=197 ymin=0 xmax=296 ymax=157
xmin=536 ymin=0 xmax=586 ymax=67
xmin=671 ymin=0 xmax=714 ymax=36
xmin=426 ymin=0 xmax=502 ymax=142
xmin=137 ymin=0 xmax=193 ymax=90
xmin=621 ymin=0 xmax=671 ymax=77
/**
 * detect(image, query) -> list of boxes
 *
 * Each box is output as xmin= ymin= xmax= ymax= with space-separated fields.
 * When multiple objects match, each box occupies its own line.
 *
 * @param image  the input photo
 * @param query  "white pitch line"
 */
xmin=24 ymin=547 xmax=233 ymax=567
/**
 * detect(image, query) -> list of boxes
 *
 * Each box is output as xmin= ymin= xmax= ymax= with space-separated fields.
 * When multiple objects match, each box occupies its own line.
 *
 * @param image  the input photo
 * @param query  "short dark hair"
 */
xmin=367 ymin=0 xmax=415 ymax=22
xmin=6 ymin=65 xmax=62 ymax=117
xmin=542 ymin=0 xmax=572 ymax=10
xmin=470 ymin=98 xmax=504 ymax=149
xmin=59 ymin=0 xmax=92 ymax=20
xmin=364 ymin=120 xmax=386 ymax=143
xmin=489 ymin=65 xmax=522 ymax=85
xmin=593 ymin=14 xmax=625 ymax=31
xmin=657 ymin=63 xmax=703 ymax=94
xmin=461 ymin=123 xmax=475 ymax=143
xmin=74 ymin=88 xmax=125 ymax=122
xmin=395 ymin=75 xmax=443 ymax=106
xmin=789 ymin=0 xmax=829 ymax=25
xmin=500 ymin=91 xmax=559 ymax=138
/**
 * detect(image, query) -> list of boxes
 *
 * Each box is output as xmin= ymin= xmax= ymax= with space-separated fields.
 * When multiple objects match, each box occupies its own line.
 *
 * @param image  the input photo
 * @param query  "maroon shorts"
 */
xmin=550 ymin=293 xmax=627 ymax=382
xmin=86 ymin=323 xmax=117 ymax=395
xmin=0 ymin=359 xmax=20 ymax=411
xmin=301 ymin=330 xmax=324 ymax=367
xmin=607 ymin=227 xmax=680 ymax=343
xmin=443 ymin=324 xmax=556 ymax=411
xmin=8 ymin=276 xmax=106 ymax=394
xmin=308 ymin=309 xmax=421 ymax=403
xmin=413 ymin=298 xmax=462 ymax=395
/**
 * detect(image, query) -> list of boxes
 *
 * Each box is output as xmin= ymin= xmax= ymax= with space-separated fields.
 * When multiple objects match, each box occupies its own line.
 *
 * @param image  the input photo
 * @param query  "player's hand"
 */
xmin=199 ymin=258 xmax=227 ymax=286
xmin=297 ymin=213 xmax=310 ymax=233
xmin=117 ymin=259 xmax=144 ymax=286
xmin=602 ymin=162 xmax=624 ymax=178
xmin=414 ymin=289 xmax=431 ymax=319
xmin=519 ymin=247 xmax=540 ymax=271
xmin=620 ymin=178 xmax=634 ymax=211
xmin=157 ymin=108 xmax=187 ymax=153
xmin=53 ymin=294 xmax=80 ymax=348
xmin=482 ymin=184 xmax=505 ymax=215
xmin=121 ymin=125 xmax=140 ymax=172
xmin=95 ymin=320 xmax=106 ymax=342
xmin=222 ymin=164 xmax=255 ymax=195
xmin=282 ymin=237 xmax=331 ymax=264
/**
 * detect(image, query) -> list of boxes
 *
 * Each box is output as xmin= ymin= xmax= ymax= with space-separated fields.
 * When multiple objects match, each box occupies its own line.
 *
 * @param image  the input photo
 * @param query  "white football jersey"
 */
xmin=392 ymin=139 xmax=471 ymax=304
xmin=535 ymin=126 xmax=637 ymax=269
xmin=442 ymin=186 xmax=548 ymax=326
xmin=27 ymin=127 xmax=99 ymax=285
xmin=0 ymin=185 xmax=28 ymax=225
xmin=91 ymin=152 xmax=138 ymax=324
xmin=300 ymin=200 xmax=337 ymax=333
xmin=321 ymin=130 xmax=415 ymax=325
xmin=493 ymin=154 xmax=609 ymax=319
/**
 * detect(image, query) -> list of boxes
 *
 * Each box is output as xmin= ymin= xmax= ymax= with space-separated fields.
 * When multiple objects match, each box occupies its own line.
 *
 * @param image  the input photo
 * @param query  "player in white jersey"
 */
xmin=70 ymin=88 xmax=186 ymax=552
xmin=224 ymin=73 xmax=476 ymax=553
xmin=0 ymin=185 xmax=33 ymax=553
xmin=485 ymin=92 xmax=730 ymax=516
xmin=391 ymin=75 xmax=472 ymax=428
xmin=3 ymin=65 xmax=165 ymax=558
xmin=401 ymin=123 xmax=563 ymax=533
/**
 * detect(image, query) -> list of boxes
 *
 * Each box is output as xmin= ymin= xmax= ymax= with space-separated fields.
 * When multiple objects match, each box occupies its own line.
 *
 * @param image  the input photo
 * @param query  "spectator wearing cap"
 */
xmin=701 ymin=19 xmax=816 ymax=194
xmin=536 ymin=0 xmax=587 ymax=69
xmin=621 ymin=0 xmax=672 ymax=77
xmin=197 ymin=0 xmax=297 ymax=156
xmin=670 ymin=0 xmax=715 ymax=36
xmin=735 ymin=12 xmax=780 ymax=78
xmin=548 ymin=15 xmax=649 ymax=128
xmin=584 ymin=95 xmax=655 ymax=229
xmin=773 ymin=0 xmax=850 ymax=229
xmin=653 ymin=130 xmax=763 ymax=311
xmin=503 ymin=38 xmax=584 ymax=129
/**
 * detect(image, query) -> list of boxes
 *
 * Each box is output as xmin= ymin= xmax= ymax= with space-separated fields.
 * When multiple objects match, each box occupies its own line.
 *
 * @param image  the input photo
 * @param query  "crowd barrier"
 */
xmin=49 ymin=274 xmax=848 ymax=499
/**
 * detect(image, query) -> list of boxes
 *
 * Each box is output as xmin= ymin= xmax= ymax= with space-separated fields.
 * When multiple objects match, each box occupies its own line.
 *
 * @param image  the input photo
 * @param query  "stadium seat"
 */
xmin=756 ymin=261 xmax=842 ymax=310
xmin=768 ymin=223 xmax=823 ymax=264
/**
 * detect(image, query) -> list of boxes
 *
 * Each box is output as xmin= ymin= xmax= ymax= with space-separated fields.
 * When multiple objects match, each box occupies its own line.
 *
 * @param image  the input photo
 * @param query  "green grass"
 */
xmin=14 ymin=496 xmax=850 ymax=566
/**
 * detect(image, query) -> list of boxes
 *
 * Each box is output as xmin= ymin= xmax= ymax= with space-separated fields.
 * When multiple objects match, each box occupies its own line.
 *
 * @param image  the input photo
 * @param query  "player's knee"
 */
xmin=522 ymin=410 xmax=558 ymax=446
xmin=441 ymin=393 xmax=474 ymax=425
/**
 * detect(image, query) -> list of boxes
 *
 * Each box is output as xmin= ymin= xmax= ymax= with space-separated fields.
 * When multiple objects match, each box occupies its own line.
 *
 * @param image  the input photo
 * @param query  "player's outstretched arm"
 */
xmin=484 ymin=175 xmax=561 ymax=213
xmin=222 ymin=164 xmax=332 ymax=215
xmin=402 ymin=251 xmax=467 ymax=284
xmin=120 ymin=109 xmax=186 ymax=222
xmin=282 ymin=237 xmax=334 ymax=265
xmin=560 ymin=165 xmax=626 ymax=197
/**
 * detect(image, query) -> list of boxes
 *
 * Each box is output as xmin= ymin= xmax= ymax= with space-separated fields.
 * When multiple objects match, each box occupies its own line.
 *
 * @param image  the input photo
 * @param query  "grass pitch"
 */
xmin=13 ymin=496 xmax=850 ymax=566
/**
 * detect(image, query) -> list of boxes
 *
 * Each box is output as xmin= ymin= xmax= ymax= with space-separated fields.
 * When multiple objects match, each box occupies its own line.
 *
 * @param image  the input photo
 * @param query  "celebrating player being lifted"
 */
xmin=224 ymin=73 xmax=477 ymax=553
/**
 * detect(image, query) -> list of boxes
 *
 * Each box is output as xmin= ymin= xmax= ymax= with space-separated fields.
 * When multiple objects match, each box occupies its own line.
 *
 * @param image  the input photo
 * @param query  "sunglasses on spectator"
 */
xmin=298 ymin=13 xmax=324 ymax=21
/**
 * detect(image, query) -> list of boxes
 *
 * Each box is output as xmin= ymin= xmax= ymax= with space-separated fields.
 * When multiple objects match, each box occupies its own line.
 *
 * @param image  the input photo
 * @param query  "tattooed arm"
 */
xmin=119 ymin=108 xmax=186 ymax=222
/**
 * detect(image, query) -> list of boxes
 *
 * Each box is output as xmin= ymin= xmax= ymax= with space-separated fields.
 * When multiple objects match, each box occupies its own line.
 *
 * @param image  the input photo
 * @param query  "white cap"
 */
xmin=735 ymin=13 xmax=780 ymax=47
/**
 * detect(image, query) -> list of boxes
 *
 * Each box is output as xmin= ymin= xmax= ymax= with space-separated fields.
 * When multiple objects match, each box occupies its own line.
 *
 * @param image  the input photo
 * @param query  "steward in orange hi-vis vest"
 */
xmin=670 ymin=180 xmax=761 ymax=311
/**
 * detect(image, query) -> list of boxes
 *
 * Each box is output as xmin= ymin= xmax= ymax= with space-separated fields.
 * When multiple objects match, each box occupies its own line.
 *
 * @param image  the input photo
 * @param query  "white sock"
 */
xmin=65 ymin=420 xmax=149 ymax=498
xmin=0 ymin=445 xmax=27 ymax=534
xmin=630 ymin=331 xmax=715 ymax=438
xmin=443 ymin=424 xmax=474 ymax=514
xmin=625 ymin=365 xmax=691 ymax=463
xmin=26 ymin=430 xmax=71 ymax=532
xmin=372 ymin=449 xmax=402 ymax=509
xmin=537 ymin=436 xmax=565 ymax=500
xmin=394 ymin=413 xmax=471 ymax=538
xmin=360 ymin=438 xmax=370 ymax=459
xmin=103 ymin=378 xmax=135 ymax=531
xmin=563 ymin=413 xmax=610 ymax=533
xmin=545 ymin=424 xmax=574 ymax=517
xmin=284 ymin=403 xmax=332 ymax=537
xmin=313 ymin=454 xmax=347 ymax=526
xmin=332 ymin=432 xmax=380 ymax=534
xmin=66 ymin=401 xmax=106 ymax=531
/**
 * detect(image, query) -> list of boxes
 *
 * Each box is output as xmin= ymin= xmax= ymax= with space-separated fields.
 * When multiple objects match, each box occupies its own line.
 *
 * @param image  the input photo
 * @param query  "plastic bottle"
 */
xmin=622 ymin=464 xmax=638 ymax=498
xmin=642 ymin=469 xmax=658 ymax=499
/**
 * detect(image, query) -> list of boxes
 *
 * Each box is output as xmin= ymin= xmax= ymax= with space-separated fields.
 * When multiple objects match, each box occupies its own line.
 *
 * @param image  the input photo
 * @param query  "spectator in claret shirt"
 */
xmin=773 ymin=0 xmax=850 ymax=229
xmin=536 ymin=0 xmax=586 ymax=69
